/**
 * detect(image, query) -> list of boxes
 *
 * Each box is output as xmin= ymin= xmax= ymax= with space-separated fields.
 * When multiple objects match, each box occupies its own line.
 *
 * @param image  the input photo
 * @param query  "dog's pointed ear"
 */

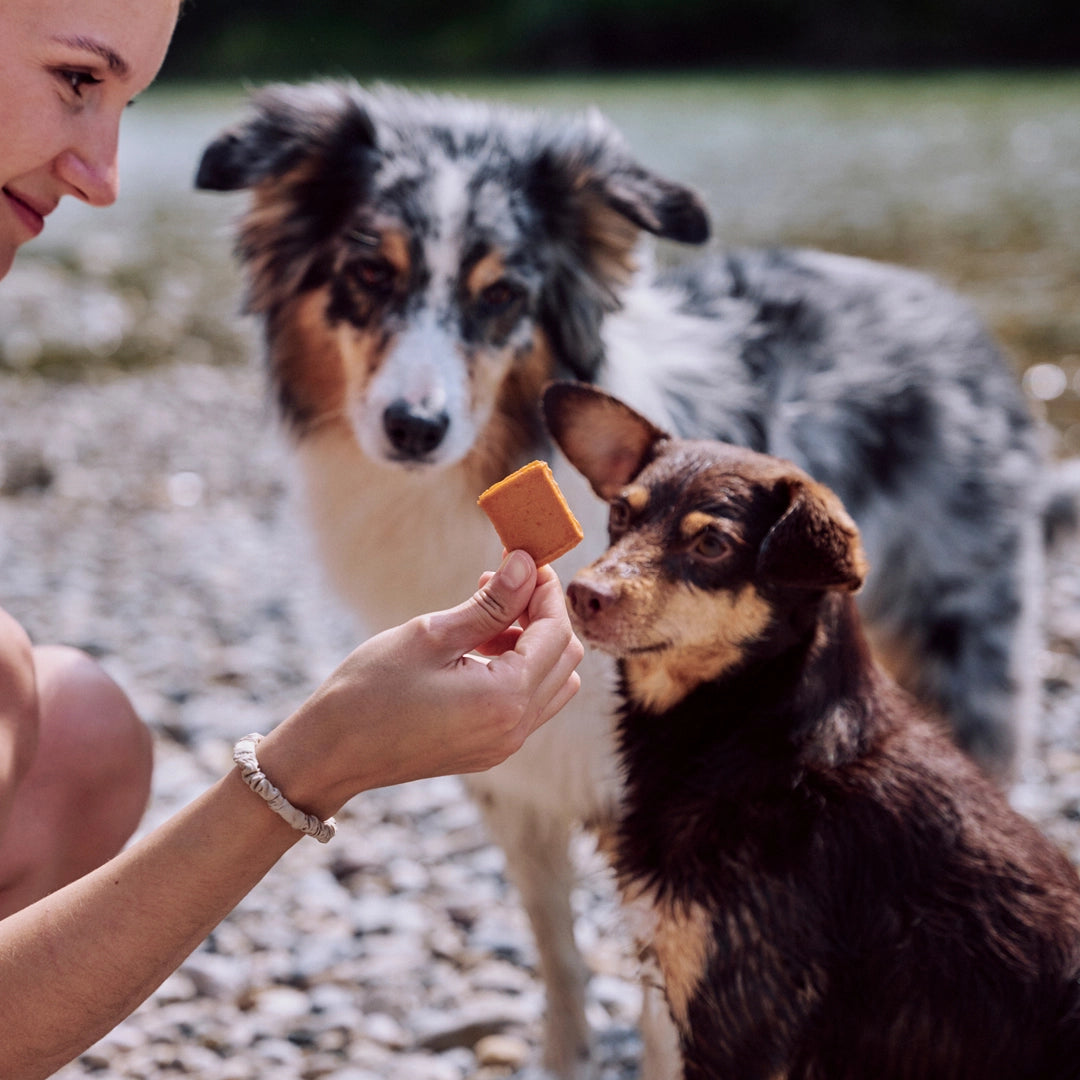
xmin=195 ymin=81 xmax=377 ymax=192
xmin=757 ymin=476 xmax=868 ymax=592
xmin=543 ymin=383 xmax=669 ymax=500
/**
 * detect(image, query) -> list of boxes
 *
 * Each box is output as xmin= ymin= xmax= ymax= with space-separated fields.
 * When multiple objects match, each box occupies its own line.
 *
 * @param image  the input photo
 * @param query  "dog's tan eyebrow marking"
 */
xmin=679 ymin=511 xmax=721 ymax=540
xmin=379 ymin=229 xmax=412 ymax=273
xmin=466 ymin=250 xmax=509 ymax=295
xmin=621 ymin=484 xmax=650 ymax=513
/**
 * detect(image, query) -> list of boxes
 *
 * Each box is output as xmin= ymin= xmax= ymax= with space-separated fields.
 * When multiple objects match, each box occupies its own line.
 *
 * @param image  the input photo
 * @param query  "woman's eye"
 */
xmin=479 ymin=280 xmax=522 ymax=312
xmin=693 ymin=529 xmax=729 ymax=560
xmin=57 ymin=69 xmax=103 ymax=97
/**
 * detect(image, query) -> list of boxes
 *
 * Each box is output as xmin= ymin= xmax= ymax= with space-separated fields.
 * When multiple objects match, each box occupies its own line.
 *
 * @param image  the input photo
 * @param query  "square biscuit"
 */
xmin=478 ymin=460 xmax=584 ymax=567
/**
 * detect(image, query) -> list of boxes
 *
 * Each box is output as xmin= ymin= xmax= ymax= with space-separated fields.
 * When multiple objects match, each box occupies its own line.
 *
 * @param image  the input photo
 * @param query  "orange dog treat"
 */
xmin=478 ymin=460 xmax=584 ymax=567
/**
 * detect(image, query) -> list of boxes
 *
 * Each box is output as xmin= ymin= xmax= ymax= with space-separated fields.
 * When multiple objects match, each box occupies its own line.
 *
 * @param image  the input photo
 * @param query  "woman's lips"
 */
xmin=3 ymin=188 xmax=47 ymax=239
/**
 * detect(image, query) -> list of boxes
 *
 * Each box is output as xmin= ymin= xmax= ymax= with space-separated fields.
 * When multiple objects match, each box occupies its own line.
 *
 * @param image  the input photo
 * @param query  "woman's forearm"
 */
xmin=0 ymin=770 xmax=300 ymax=1080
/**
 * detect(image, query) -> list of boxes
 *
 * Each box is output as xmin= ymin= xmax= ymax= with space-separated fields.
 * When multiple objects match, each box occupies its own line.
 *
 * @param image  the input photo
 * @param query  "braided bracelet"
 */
xmin=232 ymin=733 xmax=337 ymax=844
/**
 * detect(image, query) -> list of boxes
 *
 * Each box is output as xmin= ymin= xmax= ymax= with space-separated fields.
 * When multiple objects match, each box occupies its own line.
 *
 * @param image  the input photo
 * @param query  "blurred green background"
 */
xmin=161 ymin=0 xmax=1078 ymax=82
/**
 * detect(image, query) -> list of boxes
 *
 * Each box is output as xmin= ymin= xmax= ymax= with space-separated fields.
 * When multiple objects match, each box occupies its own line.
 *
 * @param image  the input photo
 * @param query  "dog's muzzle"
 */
xmin=567 ymin=578 xmax=617 ymax=623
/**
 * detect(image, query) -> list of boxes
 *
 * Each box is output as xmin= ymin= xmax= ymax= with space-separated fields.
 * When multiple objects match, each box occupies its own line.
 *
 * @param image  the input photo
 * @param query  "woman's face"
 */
xmin=0 ymin=0 xmax=179 ymax=279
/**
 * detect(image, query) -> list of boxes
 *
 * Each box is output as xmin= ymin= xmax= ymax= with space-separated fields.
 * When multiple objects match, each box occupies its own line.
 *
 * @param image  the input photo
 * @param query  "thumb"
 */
xmin=428 ymin=550 xmax=537 ymax=657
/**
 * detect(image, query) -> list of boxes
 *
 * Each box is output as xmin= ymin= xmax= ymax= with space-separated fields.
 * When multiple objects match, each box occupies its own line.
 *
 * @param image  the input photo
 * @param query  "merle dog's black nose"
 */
xmin=383 ymin=400 xmax=450 ymax=458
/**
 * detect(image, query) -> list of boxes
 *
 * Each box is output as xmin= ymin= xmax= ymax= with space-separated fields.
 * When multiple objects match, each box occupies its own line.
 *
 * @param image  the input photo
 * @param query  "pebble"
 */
xmin=475 ymin=1034 xmax=531 ymax=1069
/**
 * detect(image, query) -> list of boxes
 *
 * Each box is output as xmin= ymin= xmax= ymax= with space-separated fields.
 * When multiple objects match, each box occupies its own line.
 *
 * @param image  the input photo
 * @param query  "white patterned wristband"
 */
xmin=232 ymin=733 xmax=337 ymax=844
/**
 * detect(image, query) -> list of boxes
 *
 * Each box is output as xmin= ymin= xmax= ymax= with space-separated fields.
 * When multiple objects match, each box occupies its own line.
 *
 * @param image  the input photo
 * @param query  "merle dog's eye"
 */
xmin=479 ymin=279 xmax=522 ymax=312
xmin=693 ymin=528 xmax=729 ymax=560
xmin=352 ymin=258 xmax=395 ymax=294
xmin=609 ymin=499 xmax=631 ymax=537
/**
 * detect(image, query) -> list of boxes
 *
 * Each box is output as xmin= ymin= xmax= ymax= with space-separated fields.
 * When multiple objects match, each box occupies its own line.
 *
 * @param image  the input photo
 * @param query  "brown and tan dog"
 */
xmin=544 ymin=381 xmax=1080 ymax=1080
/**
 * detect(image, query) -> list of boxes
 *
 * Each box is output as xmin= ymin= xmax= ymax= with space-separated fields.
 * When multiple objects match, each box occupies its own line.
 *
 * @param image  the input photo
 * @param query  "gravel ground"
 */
xmin=1 ymin=359 xmax=1079 ymax=1080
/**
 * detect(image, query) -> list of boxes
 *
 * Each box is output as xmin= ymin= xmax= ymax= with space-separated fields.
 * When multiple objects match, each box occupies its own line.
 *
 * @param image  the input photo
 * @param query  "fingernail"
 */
xmin=498 ymin=550 xmax=531 ymax=590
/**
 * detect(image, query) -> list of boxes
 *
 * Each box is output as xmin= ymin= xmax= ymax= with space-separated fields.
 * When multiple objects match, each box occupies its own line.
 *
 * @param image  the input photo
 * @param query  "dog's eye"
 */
xmin=693 ymin=528 xmax=729 ymax=560
xmin=352 ymin=258 xmax=396 ymax=294
xmin=609 ymin=499 xmax=632 ymax=537
xmin=478 ymin=279 xmax=523 ymax=312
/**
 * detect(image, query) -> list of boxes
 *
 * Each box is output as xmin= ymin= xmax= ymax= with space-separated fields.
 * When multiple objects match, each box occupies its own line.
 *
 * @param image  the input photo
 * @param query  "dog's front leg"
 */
xmin=640 ymin=981 xmax=682 ymax=1079
xmin=467 ymin=785 xmax=594 ymax=1079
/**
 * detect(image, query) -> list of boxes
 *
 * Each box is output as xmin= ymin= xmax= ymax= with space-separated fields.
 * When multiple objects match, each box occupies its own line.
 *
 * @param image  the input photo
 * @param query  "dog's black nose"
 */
xmin=567 ymin=579 xmax=616 ymax=621
xmin=384 ymin=400 xmax=450 ymax=458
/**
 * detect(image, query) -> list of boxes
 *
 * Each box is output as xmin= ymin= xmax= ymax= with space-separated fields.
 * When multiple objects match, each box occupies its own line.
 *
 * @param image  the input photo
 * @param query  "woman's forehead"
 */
xmin=12 ymin=0 xmax=179 ymax=88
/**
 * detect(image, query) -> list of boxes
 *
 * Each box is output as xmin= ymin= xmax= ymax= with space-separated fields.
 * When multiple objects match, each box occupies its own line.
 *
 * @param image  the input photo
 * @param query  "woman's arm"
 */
xmin=0 ymin=771 xmax=300 ymax=1078
xmin=0 ymin=552 xmax=582 ymax=1080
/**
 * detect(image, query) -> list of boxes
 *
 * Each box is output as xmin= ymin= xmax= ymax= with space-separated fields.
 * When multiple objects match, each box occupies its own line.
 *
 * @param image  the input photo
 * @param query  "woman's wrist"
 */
xmin=248 ymin=703 xmax=360 ymax=823
xmin=233 ymin=734 xmax=337 ymax=843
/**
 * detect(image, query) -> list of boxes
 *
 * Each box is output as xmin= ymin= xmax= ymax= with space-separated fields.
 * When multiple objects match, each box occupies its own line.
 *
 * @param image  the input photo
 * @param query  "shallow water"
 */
xmin=5 ymin=73 xmax=1080 ymax=441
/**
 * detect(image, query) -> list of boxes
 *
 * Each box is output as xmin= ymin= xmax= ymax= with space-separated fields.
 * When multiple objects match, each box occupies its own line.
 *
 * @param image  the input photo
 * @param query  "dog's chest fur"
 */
xmin=607 ymin=657 xmax=825 ymax=1063
xmin=293 ymin=423 xmax=504 ymax=627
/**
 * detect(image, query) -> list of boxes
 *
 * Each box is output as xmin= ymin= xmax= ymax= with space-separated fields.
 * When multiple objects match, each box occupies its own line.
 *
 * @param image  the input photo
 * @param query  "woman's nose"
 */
xmin=54 ymin=123 xmax=121 ymax=207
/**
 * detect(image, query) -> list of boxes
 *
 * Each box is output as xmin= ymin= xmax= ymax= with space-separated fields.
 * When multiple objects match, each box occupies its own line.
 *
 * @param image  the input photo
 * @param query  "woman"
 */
xmin=0 ymin=2 xmax=584 ymax=1076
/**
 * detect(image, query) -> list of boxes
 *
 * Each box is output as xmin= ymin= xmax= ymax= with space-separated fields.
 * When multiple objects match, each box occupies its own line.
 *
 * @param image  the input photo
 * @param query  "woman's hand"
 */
xmin=257 ymin=550 xmax=584 ymax=818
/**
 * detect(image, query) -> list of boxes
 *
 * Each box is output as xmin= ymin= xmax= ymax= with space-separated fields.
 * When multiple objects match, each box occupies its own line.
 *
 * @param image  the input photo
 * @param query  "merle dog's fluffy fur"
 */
xmin=196 ymin=82 xmax=1046 ymax=1078
xmin=549 ymin=383 xmax=1080 ymax=1080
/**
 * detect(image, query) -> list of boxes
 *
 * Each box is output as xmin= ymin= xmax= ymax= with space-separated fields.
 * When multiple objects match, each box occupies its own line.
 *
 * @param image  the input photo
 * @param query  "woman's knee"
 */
xmin=33 ymin=644 xmax=153 ymax=798
xmin=0 ymin=645 xmax=151 ymax=914
xmin=30 ymin=647 xmax=152 ymax=883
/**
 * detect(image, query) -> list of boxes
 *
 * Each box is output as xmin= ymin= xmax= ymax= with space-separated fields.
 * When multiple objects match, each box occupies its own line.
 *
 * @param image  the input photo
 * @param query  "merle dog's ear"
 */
xmin=195 ymin=81 xmax=377 ymax=191
xmin=757 ymin=477 xmax=868 ymax=592
xmin=543 ymin=382 xmax=669 ymax=500
xmin=594 ymin=156 xmax=710 ymax=247
xmin=527 ymin=113 xmax=710 ymax=381
xmin=529 ymin=110 xmax=709 ymax=247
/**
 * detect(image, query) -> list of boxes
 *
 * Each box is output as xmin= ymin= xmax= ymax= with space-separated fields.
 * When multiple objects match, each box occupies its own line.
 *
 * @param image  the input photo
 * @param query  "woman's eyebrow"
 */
xmin=50 ymin=34 xmax=131 ymax=77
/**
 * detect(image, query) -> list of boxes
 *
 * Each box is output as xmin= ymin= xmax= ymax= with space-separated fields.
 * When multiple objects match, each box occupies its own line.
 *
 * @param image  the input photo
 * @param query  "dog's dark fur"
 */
xmin=548 ymin=382 xmax=1080 ymax=1080
xmin=195 ymin=82 xmax=1046 ymax=1077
